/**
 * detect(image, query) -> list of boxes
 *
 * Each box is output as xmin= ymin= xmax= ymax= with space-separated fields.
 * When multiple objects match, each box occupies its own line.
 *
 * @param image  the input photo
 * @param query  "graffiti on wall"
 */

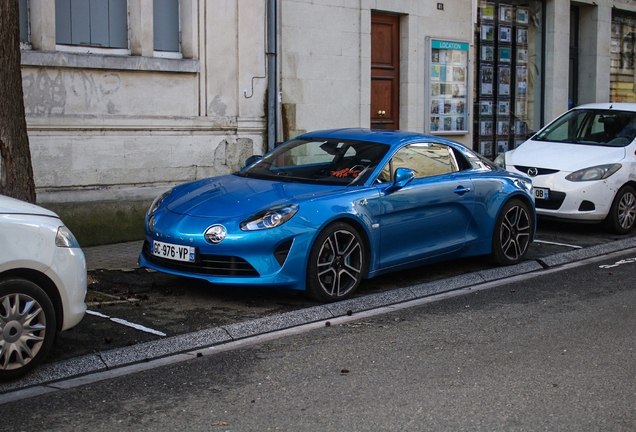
xmin=22 ymin=69 xmax=122 ymax=115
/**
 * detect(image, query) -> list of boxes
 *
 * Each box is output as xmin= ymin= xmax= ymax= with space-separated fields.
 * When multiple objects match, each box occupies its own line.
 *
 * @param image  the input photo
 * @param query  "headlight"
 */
xmin=148 ymin=188 xmax=173 ymax=215
xmin=240 ymin=204 xmax=299 ymax=231
xmin=494 ymin=153 xmax=506 ymax=168
xmin=55 ymin=225 xmax=80 ymax=248
xmin=565 ymin=164 xmax=621 ymax=182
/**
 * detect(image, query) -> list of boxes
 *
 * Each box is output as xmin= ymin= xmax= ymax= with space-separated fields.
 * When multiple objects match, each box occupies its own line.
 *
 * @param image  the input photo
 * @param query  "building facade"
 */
xmin=13 ymin=0 xmax=636 ymax=245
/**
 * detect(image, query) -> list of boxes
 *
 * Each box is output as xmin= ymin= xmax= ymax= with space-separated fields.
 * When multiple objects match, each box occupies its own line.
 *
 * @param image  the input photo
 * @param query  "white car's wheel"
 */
xmin=605 ymin=186 xmax=636 ymax=235
xmin=0 ymin=278 xmax=56 ymax=380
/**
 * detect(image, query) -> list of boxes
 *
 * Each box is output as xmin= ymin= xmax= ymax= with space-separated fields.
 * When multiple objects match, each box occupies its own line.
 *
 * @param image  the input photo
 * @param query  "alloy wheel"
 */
xmin=499 ymin=203 xmax=531 ymax=261
xmin=315 ymin=229 xmax=363 ymax=298
xmin=617 ymin=190 xmax=636 ymax=230
xmin=0 ymin=293 xmax=47 ymax=371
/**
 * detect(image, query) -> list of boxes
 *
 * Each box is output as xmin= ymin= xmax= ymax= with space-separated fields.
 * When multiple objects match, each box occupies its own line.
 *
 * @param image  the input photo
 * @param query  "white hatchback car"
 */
xmin=496 ymin=103 xmax=636 ymax=234
xmin=0 ymin=194 xmax=86 ymax=380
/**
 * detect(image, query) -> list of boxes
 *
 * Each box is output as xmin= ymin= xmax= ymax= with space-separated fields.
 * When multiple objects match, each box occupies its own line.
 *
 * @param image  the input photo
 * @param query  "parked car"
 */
xmin=139 ymin=128 xmax=535 ymax=302
xmin=495 ymin=103 xmax=636 ymax=234
xmin=0 ymin=194 xmax=86 ymax=380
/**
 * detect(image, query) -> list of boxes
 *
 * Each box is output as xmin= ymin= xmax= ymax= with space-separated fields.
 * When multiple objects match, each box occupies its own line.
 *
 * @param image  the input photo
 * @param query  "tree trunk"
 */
xmin=0 ymin=2 xmax=35 ymax=203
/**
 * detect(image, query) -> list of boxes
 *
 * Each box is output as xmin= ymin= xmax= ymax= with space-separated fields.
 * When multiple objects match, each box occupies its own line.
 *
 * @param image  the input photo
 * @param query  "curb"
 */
xmin=2 ymin=236 xmax=636 ymax=394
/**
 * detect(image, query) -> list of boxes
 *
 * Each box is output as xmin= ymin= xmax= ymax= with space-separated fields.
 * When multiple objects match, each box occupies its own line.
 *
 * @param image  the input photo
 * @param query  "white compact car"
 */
xmin=0 ymin=194 xmax=86 ymax=380
xmin=496 ymin=103 xmax=636 ymax=234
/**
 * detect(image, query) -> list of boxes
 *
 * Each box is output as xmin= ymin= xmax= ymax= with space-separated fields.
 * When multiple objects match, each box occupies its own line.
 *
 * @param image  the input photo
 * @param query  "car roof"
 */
xmin=295 ymin=128 xmax=454 ymax=148
xmin=574 ymin=102 xmax=636 ymax=112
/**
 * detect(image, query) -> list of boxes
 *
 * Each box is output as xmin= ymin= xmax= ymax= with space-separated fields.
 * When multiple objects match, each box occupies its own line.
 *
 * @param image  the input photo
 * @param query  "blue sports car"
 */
xmin=139 ymin=129 xmax=535 ymax=302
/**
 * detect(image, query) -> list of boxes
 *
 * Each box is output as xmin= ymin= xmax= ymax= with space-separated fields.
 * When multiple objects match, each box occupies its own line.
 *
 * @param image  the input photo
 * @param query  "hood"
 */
xmin=0 ymin=194 xmax=59 ymax=218
xmin=507 ymin=140 xmax=626 ymax=172
xmin=166 ymin=174 xmax=344 ymax=218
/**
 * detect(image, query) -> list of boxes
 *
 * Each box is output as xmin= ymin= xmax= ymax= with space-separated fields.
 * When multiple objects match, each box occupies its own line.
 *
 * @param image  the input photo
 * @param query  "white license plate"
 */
xmin=151 ymin=240 xmax=195 ymax=262
xmin=534 ymin=187 xmax=549 ymax=200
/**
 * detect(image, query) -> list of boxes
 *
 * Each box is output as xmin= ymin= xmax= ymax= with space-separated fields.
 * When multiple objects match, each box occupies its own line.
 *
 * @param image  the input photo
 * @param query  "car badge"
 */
xmin=527 ymin=167 xmax=538 ymax=177
xmin=205 ymin=225 xmax=227 ymax=244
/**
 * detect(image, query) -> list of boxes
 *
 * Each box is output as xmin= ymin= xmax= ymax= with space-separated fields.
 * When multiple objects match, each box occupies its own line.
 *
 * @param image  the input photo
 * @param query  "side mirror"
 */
xmin=244 ymin=155 xmax=263 ymax=168
xmin=393 ymin=167 xmax=415 ymax=189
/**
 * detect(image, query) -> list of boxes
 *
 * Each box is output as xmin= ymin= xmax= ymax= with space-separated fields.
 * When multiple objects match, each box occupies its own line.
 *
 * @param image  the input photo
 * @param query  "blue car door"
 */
xmin=376 ymin=143 xmax=475 ymax=269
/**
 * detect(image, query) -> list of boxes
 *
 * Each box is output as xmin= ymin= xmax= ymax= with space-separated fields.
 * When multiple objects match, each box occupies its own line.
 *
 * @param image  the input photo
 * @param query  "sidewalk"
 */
xmin=83 ymin=241 xmax=143 ymax=271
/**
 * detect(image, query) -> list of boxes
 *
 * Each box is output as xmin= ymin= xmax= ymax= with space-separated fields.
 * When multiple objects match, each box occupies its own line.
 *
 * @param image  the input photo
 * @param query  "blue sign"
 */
xmin=432 ymin=40 xmax=469 ymax=51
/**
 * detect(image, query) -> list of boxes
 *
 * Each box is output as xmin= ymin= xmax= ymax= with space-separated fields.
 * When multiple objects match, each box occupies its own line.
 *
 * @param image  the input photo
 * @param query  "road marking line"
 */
xmin=534 ymin=239 xmax=582 ymax=249
xmin=599 ymin=257 xmax=636 ymax=268
xmin=86 ymin=310 xmax=167 ymax=337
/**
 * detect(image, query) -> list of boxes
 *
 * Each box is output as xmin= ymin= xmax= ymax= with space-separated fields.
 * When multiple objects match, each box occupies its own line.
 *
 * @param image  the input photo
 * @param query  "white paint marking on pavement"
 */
xmin=86 ymin=310 xmax=167 ymax=337
xmin=86 ymin=310 xmax=110 ymax=319
xmin=534 ymin=239 xmax=582 ymax=249
xmin=599 ymin=257 xmax=636 ymax=269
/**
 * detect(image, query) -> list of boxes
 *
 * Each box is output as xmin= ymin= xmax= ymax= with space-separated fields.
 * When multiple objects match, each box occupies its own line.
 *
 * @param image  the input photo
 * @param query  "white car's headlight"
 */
xmin=494 ymin=153 xmax=506 ymax=168
xmin=55 ymin=225 xmax=81 ymax=248
xmin=240 ymin=204 xmax=299 ymax=231
xmin=565 ymin=164 xmax=622 ymax=182
xmin=148 ymin=188 xmax=173 ymax=215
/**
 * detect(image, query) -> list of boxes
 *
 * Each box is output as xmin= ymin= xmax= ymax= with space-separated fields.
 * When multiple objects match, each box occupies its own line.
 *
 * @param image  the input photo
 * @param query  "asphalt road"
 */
xmin=51 ymin=219 xmax=636 ymax=363
xmin=1 ymin=248 xmax=634 ymax=431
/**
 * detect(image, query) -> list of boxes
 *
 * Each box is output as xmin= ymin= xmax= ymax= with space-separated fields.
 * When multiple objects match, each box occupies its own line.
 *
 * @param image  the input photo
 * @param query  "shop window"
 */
xmin=55 ymin=0 xmax=128 ymax=49
xmin=474 ymin=1 xmax=544 ymax=159
xmin=19 ymin=0 xmax=28 ymax=43
xmin=611 ymin=13 xmax=636 ymax=103
xmin=154 ymin=0 xmax=180 ymax=53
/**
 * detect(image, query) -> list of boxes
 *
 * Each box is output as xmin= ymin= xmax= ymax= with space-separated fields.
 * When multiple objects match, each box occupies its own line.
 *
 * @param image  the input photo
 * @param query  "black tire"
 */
xmin=0 ymin=278 xmax=57 ymax=381
xmin=306 ymin=222 xmax=366 ymax=302
xmin=604 ymin=186 xmax=636 ymax=235
xmin=491 ymin=199 xmax=533 ymax=265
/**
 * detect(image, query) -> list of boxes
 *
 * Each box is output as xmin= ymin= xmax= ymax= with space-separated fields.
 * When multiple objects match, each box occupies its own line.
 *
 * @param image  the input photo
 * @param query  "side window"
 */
xmin=154 ymin=0 xmax=180 ymax=53
xmin=55 ymin=0 xmax=128 ymax=49
xmin=19 ymin=0 xmax=28 ymax=43
xmin=379 ymin=143 xmax=459 ymax=182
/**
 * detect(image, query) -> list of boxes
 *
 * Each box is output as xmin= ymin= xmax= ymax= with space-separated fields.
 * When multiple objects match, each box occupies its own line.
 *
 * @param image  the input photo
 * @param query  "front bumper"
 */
xmin=139 ymin=227 xmax=317 ymax=291
xmin=509 ymin=168 xmax=617 ymax=222
xmin=48 ymin=246 xmax=87 ymax=331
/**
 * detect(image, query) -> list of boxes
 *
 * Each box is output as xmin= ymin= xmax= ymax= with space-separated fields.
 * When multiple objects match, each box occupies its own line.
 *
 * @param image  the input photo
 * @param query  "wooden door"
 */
xmin=371 ymin=13 xmax=400 ymax=130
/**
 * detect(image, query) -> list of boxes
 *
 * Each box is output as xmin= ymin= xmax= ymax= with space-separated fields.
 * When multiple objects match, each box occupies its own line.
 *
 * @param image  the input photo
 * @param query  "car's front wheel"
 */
xmin=491 ymin=199 xmax=533 ymax=265
xmin=605 ymin=185 xmax=636 ymax=235
xmin=306 ymin=222 xmax=366 ymax=302
xmin=0 ymin=278 xmax=57 ymax=380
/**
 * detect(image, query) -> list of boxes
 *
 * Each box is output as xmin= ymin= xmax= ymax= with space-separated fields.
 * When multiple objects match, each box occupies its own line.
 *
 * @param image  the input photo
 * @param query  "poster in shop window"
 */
xmin=481 ymin=2 xmax=495 ymax=21
xmin=516 ymin=48 xmax=528 ymax=64
xmin=481 ymin=65 xmax=494 ymax=96
xmin=498 ymin=100 xmax=510 ymax=116
xmin=499 ymin=26 xmax=512 ymax=43
xmin=499 ymin=5 xmax=513 ymax=23
xmin=498 ymin=66 xmax=511 ymax=96
xmin=516 ymin=7 xmax=529 ymax=25
xmin=481 ymin=45 xmax=494 ymax=61
xmin=426 ymin=38 xmax=469 ymax=134
xmin=516 ymin=67 xmax=528 ymax=96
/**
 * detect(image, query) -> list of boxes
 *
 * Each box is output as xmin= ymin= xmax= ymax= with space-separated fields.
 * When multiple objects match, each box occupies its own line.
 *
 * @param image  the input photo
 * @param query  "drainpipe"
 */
xmin=267 ymin=0 xmax=278 ymax=151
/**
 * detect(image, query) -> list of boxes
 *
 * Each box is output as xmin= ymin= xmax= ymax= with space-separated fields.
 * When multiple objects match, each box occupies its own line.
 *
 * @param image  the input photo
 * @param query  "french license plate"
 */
xmin=534 ymin=187 xmax=549 ymax=200
xmin=151 ymin=240 xmax=195 ymax=262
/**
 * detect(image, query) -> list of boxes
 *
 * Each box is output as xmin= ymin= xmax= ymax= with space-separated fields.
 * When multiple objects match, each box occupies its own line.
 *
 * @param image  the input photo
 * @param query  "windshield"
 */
xmin=533 ymin=109 xmax=636 ymax=147
xmin=237 ymin=138 xmax=390 ymax=186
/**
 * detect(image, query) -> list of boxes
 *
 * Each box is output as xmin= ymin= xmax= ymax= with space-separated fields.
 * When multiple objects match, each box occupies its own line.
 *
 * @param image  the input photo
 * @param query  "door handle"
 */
xmin=454 ymin=186 xmax=471 ymax=196
xmin=377 ymin=110 xmax=386 ymax=117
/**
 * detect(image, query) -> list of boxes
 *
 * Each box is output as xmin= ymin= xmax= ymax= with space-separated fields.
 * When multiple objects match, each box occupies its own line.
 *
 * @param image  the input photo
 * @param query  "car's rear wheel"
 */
xmin=306 ymin=222 xmax=366 ymax=302
xmin=0 ymin=278 xmax=56 ymax=380
xmin=491 ymin=199 xmax=533 ymax=265
xmin=605 ymin=185 xmax=636 ymax=235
